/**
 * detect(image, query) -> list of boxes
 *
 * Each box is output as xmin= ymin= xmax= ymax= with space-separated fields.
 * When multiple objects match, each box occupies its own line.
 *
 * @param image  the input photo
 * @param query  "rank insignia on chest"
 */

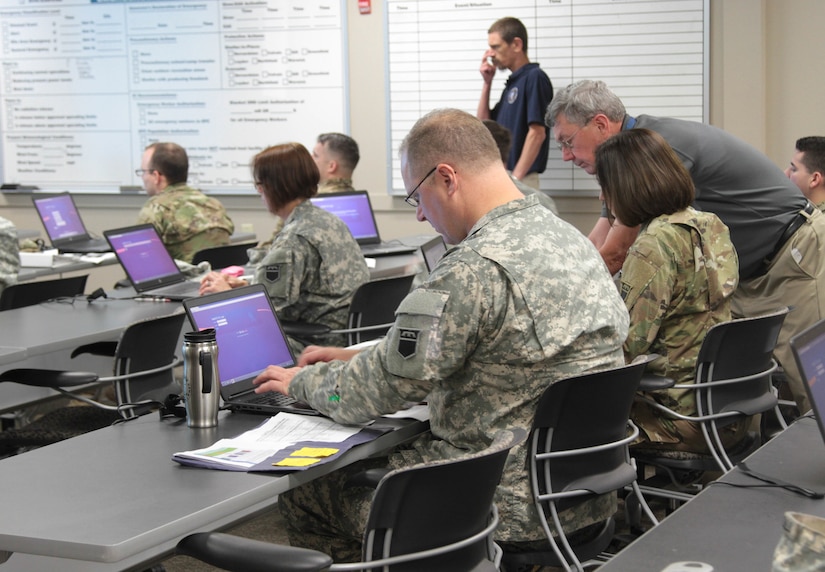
xmin=620 ymin=282 xmax=631 ymax=301
xmin=265 ymin=264 xmax=281 ymax=283
xmin=397 ymin=328 xmax=419 ymax=359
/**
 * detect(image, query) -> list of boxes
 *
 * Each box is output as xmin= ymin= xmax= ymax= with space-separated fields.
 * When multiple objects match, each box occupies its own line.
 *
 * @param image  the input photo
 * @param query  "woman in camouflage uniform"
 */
xmin=595 ymin=129 xmax=741 ymax=453
xmin=199 ymin=143 xmax=369 ymax=351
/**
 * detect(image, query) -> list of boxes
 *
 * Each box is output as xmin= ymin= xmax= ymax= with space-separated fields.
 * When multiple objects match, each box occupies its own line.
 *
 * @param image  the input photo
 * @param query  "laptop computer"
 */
xmin=183 ymin=284 xmax=317 ymax=415
xmin=791 ymin=318 xmax=825 ymax=441
xmin=309 ymin=190 xmax=418 ymax=257
xmin=104 ymin=224 xmax=201 ymax=300
xmin=32 ymin=193 xmax=112 ymax=253
xmin=420 ymin=234 xmax=447 ymax=273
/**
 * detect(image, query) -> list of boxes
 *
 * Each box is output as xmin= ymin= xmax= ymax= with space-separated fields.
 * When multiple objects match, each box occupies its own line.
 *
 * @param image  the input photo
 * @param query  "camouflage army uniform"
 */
xmin=511 ymin=173 xmax=559 ymax=215
xmin=252 ymin=179 xmax=357 ymax=255
xmin=137 ymin=183 xmax=234 ymax=263
xmin=620 ymin=207 xmax=740 ymax=453
xmin=817 ymin=199 xmax=825 ymax=213
xmin=253 ymin=200 xmax=368 ymax=350
xmin=0 ymin=216 xmax=19 ymax=297
xmin=773 ymin=512 xmax=825 ymax=571
xmin=279 ymin=194 xmax=629 ymax=561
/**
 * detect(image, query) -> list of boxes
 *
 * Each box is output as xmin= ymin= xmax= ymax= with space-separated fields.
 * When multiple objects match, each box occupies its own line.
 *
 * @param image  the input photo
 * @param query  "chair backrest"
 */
xmin=346 ymin=274 xmax=416 ymax=345
xmin=113 ymin=312 xmax=186 ymax=415
xmin=363 ymin=428 xmax=526 ymax=571
xmin=191 ymin=242 xmax=256 ymax=268
xmin=532 ymin=359 xmax=650 ymax=513
xmin=695 ymin=307 xmax=788 ymax=417
xmin=0 ymin=274 xmax=88 ymax=311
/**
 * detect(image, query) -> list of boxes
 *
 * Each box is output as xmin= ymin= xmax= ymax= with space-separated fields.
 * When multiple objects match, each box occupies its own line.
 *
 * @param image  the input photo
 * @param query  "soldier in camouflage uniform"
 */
xmin=0 ymin=216 xmax=19 ymax=298
xmin=773 ymin=512 xmax=825 ymax=571
xmin=137 ymin=142 xmax=234 ymax=263
xmin=252 ymin=109 xmax=629 ymax=562
xmin=786 ymin=136 xmax=825 ymax=211
xmin=200 ymin=143 xmax=368 ymax=351
xmin=595 ymin=129 xmax=741 ymax=453
xmin=252 ymin=133 xmax=362 ymax=255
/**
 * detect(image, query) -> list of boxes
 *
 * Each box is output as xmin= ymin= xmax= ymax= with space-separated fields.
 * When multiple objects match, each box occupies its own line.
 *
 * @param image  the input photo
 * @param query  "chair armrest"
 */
xmin=280 ymin=321 xmax=331 ymax=339
xmin=177 ymin=532 xmax=333 ymax=572
xmin=638 ymin=373 xmax=676 ymax=391
xmin=344 ymin=467 xmax=391 ymax=489
xmin=0 ymin=368 xmax=99 ymax=388
xmin=70 ymin=341 xmax=118 ymax=359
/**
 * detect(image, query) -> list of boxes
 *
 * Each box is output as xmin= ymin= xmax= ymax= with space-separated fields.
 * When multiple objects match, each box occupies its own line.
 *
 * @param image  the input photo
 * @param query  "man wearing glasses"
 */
xmin=253 ymin=108 xmax=629 ymax=561
xmin=136 ymin=141 xmax=234 ymax=263
xmin=477 ymin=16 xmax=553 ymax=190
xmin=546 ymin=78 xmax=825 ymax=417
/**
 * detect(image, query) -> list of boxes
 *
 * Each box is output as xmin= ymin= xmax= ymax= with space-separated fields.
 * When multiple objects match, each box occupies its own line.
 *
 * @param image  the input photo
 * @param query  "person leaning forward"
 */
xmin=251 ymin=108 xmax=630 ymax=562
xmin=546 ymin=79 xmax=825 ymax=416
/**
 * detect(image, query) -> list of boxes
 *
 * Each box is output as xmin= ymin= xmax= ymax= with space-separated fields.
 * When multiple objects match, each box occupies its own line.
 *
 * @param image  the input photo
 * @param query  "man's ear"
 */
xmin=811 ymin=171 xmax=824 ymax=190
xmin=512 ymin=37 xmax=524 ymax=53
xmin=326 ymin=159 xmax=338 ymax=176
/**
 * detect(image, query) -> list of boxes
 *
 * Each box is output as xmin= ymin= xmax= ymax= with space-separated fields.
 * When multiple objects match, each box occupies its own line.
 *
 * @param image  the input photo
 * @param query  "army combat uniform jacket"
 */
xmin=620 ymin=207 xmax=739 ymax=451
xmin=137 ymin=183 xmax=235 ymax=263
xmin=287 ymin=195 xmax=629 ymax=542
xmin=0 ymin=216 xmax=19 ymax=297
xmin=254 ymin=200 xmax=369 ymax=349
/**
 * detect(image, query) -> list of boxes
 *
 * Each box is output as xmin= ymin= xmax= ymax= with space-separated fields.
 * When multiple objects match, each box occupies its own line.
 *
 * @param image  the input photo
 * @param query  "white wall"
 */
xmin=2 ymin=0 xmax=823 ymax=249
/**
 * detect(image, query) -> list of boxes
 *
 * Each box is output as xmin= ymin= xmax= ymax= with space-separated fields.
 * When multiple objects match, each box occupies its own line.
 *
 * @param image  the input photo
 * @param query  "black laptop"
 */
xmin=791 ymin=318 xmax=825 ymax=442
xmin=309 ymin=190 xmax=418 ymax=257
xmin=183 ymin=284 xmax=317 ymax=415
xmin=419 ymin=235 xmax=447 ymax=273
xmin=104 ymin=224 xmax=201 ymax=300
xmin=32 ymin=193 xmax=112 ymax=253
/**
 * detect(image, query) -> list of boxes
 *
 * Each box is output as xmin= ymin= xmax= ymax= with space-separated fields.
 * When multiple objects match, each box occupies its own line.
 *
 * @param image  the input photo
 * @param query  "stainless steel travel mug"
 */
xmin=182 ymin=328 xmax=220 ymax=428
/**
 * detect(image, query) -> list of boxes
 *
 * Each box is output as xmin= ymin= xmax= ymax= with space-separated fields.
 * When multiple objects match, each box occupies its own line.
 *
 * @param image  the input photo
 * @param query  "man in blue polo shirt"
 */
xmin=477 ymin=16 xmax=553 ymax=190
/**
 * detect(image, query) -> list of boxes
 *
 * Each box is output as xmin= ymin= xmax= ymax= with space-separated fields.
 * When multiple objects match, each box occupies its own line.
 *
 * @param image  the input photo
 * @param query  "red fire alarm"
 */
xmin=359 ymin=0 xmax=371 ymax=15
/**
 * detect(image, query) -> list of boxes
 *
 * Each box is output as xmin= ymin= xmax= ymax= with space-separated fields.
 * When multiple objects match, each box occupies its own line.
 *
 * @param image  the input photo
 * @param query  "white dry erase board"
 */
xmin=385 ymin=0 xmax=708 ymax=195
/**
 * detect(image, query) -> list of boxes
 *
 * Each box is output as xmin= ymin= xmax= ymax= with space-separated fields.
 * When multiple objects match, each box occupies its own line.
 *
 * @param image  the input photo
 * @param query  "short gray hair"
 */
xmin=399 ymin=109 xmax=499 ymax=180
xmin=545 ymin=79 xmax=626 ymax=128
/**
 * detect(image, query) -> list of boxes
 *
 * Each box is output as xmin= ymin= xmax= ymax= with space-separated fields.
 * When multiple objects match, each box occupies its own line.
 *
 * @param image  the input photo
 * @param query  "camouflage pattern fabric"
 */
xmin=280 ymin=194 xmax=629 ymax=560
xmin=0 ymin=216 xmax=19 ymax=297
xmin=511 ymin=174 xmax=558 ymax=215
xmin=773 ymin=511 xmax=825 ymax=571
xmin=137 ymin=182 xmax=234 ymax=263
xmin=253 ymin=179 xmax=357 ymax=253
xmin=620 ymin=207 xmax=740 ymax=452
xmin=817 ymin=200 xmax=825 ymax=213
xmin=253 ymin=200 xmax=368 ymax=349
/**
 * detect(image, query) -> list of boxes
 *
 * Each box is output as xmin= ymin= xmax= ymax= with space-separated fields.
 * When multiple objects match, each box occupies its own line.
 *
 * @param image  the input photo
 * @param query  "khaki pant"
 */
xmin=732 ymin=208 xmax=825 ymax=415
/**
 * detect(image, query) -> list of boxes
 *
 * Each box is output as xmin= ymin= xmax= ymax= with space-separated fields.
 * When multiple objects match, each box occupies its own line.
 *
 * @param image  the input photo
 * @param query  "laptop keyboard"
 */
xmin=246 ymin=392 xmax=298 ymax=406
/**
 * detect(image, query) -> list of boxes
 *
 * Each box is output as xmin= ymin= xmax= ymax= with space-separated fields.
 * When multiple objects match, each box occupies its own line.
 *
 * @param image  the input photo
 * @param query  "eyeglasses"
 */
xmin=556 ymin=119 xmax=591 ymax=151
xmin=135 ymin=169 xmax=155 ymax=176
xmin=404 ymin=166 xmax=437 ymax=208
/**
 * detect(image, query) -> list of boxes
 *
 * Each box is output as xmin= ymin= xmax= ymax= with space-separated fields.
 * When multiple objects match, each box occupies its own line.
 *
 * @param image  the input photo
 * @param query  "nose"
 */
xmin=416 ymin=205 xmax=426 ymax=223
xmin=561 ymin=146 xmax=575 ymax=162
xmin=784 ymin=167 xmax=792 ymax=179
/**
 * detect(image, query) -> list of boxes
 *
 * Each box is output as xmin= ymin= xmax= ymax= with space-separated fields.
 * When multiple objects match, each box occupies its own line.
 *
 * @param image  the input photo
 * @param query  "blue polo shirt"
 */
xmin=491 ymin=62 xmax=553 ymax=174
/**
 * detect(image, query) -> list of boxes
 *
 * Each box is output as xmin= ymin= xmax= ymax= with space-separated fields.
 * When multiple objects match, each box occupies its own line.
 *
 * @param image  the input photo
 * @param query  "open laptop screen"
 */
xmin=32 ymin=194 xmax=88 ymax=241
xmin=184 ymin=286 xmax=296 ymax=388
xmin=310 ymin=191 xmax=379 ymax=244
xmin=106 ymin=225 xmax=180 ymax=284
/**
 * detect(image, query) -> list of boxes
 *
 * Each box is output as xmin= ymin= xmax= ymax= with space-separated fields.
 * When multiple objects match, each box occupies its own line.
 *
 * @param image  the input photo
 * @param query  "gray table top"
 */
xmin=0 ymin=298 xmax=182 ymax=366
xmin=0 ymin=410 xmax=428 ymax=570
xmin=600 ymin=416 xmax=825 ymax=571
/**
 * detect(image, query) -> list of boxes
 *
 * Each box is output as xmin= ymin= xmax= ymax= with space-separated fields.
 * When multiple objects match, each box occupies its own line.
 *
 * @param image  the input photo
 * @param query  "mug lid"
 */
xmin=184 ymin=328 xmax=217 ymax=343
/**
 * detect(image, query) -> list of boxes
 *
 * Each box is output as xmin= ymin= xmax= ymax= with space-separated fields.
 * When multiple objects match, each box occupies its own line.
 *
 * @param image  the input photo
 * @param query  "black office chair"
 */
xmin=0 ymin=312 xmax=185 ymax=456
xmin=631 ymin=308 xmax=789 ymax=500
xmin=192 ymin=242 xmax=256 ymax=269
xmin=0 ymin=274 xmax=88 ymax=310
xmin=283 ymin=273 xmax=416 ymax=347
xmin=500 ymin=358 xmax=659 ymax=572
xmin=176 ymin=428 xmax=527 ymax=572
